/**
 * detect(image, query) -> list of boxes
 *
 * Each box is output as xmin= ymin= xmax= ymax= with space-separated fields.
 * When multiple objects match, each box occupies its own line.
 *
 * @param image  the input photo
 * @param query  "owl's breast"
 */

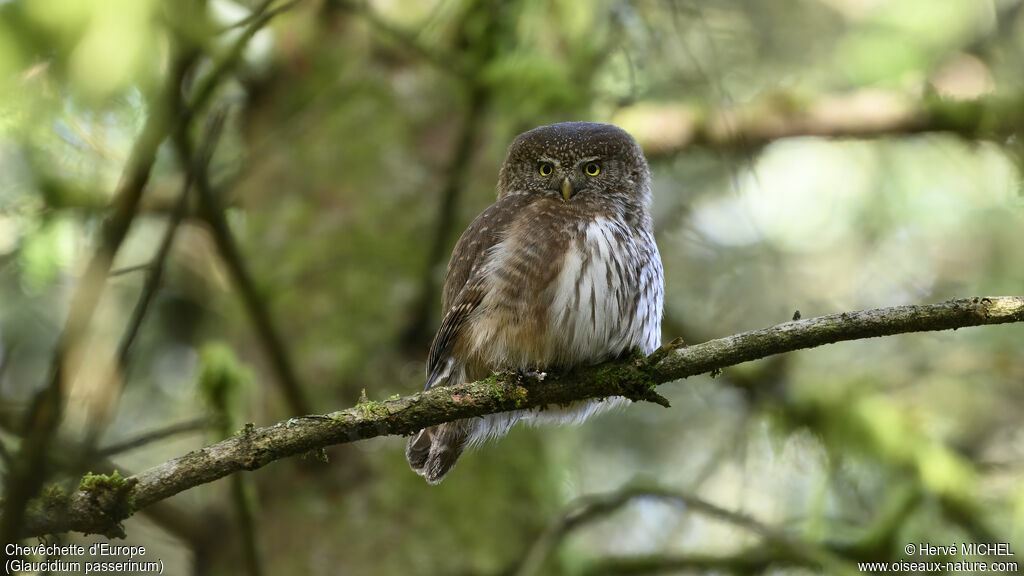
xmin=544 ymin=216 xmax=663 ymax=365
xmin=464 ymin=212 xmax=663 ymax=370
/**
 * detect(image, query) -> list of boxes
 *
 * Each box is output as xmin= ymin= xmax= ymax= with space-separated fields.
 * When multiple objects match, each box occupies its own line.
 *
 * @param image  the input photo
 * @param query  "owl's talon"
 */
xmin=643 ymin=337 xmax=686 ymax=367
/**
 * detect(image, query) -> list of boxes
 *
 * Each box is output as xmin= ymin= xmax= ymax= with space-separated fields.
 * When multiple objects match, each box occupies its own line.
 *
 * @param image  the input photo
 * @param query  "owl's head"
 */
xmin=497 ymin=122 xmax=651 ymax=208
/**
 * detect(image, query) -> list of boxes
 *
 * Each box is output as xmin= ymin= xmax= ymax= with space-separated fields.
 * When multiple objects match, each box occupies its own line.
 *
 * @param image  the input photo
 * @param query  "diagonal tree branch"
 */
xmin=9 ymin=296 xmax=1024 ymax=538
xmin=515 ymin=485 xmax=859 ymax=576
xmin=188 ymin=138 xmax=313 ymax=417
xmin=330 ymin=0 xmax=467 ymax=77
xmin=400 ymin=68 xmax=492 ymax=351
xmin=73 ymin=106 xmax=230 ymax=463
xmin=0 ymin=48 xmax=198 ymax=550
xmin=516 ymin=481 xmax=922 ymax=575
xmin=96 ymin=417 xmax=212 ymax=459
xmin=116 ymin=109 xmax=228 ymax=376
xmin=581 ymin=551 xmax=811 ymax=575
xmin=0 ymin=0 xmax=304 ymax=551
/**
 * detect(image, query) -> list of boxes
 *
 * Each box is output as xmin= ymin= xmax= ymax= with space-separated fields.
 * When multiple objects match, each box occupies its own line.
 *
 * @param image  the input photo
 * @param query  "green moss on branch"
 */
xmin=8 ymin=296 xmax=1024 ymax=538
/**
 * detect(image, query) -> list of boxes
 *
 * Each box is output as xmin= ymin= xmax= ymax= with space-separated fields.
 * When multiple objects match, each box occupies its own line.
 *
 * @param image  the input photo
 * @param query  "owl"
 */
xmin=407 ymin=122 xmax=664 ymax=484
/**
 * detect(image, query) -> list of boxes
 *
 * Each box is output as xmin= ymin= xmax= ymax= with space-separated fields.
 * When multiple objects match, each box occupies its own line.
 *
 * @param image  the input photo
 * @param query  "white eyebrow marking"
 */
xmin=575 ymin=156 xmax=601 ymax=165
xmin=538 ymin=156 xmax=561 ymax=166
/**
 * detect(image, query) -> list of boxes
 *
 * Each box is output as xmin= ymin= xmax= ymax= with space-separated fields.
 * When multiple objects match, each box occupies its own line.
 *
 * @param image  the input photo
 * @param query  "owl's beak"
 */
xmin=560 ymin=177 xmax=574 ymax=201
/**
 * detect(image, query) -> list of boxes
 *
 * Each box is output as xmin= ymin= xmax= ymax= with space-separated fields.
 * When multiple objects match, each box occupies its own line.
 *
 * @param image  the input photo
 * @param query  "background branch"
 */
xmin=71 ymin=105 xmax=230 ymax=461
xmin=9 ymin=296 xmax=1024 ymax=537
xmin=514 ymin=486 xmax=857 ymax=576
xmin=517 ymin=484 xmax=928 ymax=575
xmin=188 ymin=137 xmax=313 ymax=417
xmin=96 ymin=417 xmax=212 ymax=459
xmin=398 ymin=4 xmax=499 ymax=349
xmin=0 ymin=46 xmax=199 ymax=550
xmin=330 ymin=0 xmax=466 ymax=77
xmin=0 ymin=0 xmax=302 ymax=553
xmin=581 ymin=550 xmax=807 ymax=576
xmin=626 ymin=90 xmax=1024 ymax=159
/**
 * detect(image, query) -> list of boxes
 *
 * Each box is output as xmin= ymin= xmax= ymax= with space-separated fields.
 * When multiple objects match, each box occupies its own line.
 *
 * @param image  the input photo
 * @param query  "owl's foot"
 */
xmin=642 ymin=337 xmax=687 ymax=367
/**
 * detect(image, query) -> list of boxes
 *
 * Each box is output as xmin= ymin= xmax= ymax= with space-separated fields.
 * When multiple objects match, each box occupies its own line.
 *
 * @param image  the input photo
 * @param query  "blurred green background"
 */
xmin=1 ymin=0 xmax=1024 ymax=574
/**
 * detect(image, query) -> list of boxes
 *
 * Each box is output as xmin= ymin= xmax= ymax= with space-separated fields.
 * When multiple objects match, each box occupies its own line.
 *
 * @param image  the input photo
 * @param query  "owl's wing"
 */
xmin=423 ymin=195 xmax=527 ymax=391
xmin=424 ymin=281 xmax=484 ymax=390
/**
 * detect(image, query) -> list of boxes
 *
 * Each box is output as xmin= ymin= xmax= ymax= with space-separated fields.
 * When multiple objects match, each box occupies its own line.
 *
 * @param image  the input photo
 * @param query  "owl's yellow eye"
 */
xmin=584 ymin=162 xmax=601 ymax=176
xmin=538 ymin=162 xmax=553 ymax=176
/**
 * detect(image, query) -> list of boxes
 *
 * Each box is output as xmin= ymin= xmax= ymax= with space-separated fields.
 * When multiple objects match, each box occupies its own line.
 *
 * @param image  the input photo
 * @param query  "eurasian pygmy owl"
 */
xmin=407 ymin=122 xmax=664 ymax=484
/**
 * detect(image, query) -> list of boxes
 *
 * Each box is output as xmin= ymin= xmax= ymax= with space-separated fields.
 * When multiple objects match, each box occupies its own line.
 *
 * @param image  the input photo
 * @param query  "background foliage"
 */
xmin=1 ymin=0 xmax=1023 ymax=574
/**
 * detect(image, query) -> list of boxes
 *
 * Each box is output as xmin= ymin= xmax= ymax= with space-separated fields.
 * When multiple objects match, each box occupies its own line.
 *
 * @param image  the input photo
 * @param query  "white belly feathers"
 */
xmin=549 ymin=217 xmax=642 ymax=362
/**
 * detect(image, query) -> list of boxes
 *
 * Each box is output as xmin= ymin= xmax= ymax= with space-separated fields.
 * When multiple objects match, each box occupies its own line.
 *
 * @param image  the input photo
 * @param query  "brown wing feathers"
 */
xmin=423 ymin=197 xmax=523 ymax=390
xmin=408 ymin=197 xmax=523 ymax=483
xmin=424 ymin=282 xmax=483 ymax=390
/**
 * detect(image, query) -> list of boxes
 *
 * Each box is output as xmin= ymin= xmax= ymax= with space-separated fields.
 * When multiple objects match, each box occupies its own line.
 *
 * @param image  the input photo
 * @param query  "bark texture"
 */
xmin=12 ymin=296 xmax=1024 ymax=537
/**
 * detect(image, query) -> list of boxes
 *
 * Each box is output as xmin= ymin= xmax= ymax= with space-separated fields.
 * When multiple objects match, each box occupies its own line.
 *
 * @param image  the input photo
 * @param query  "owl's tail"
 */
xmin=407 ymin=421 xmax=471 ymax=484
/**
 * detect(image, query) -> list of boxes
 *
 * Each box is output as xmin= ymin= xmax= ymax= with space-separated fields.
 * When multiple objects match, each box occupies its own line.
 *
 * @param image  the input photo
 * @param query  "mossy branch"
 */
xmin=9 ymin=296 xmax=1024 ymax=538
